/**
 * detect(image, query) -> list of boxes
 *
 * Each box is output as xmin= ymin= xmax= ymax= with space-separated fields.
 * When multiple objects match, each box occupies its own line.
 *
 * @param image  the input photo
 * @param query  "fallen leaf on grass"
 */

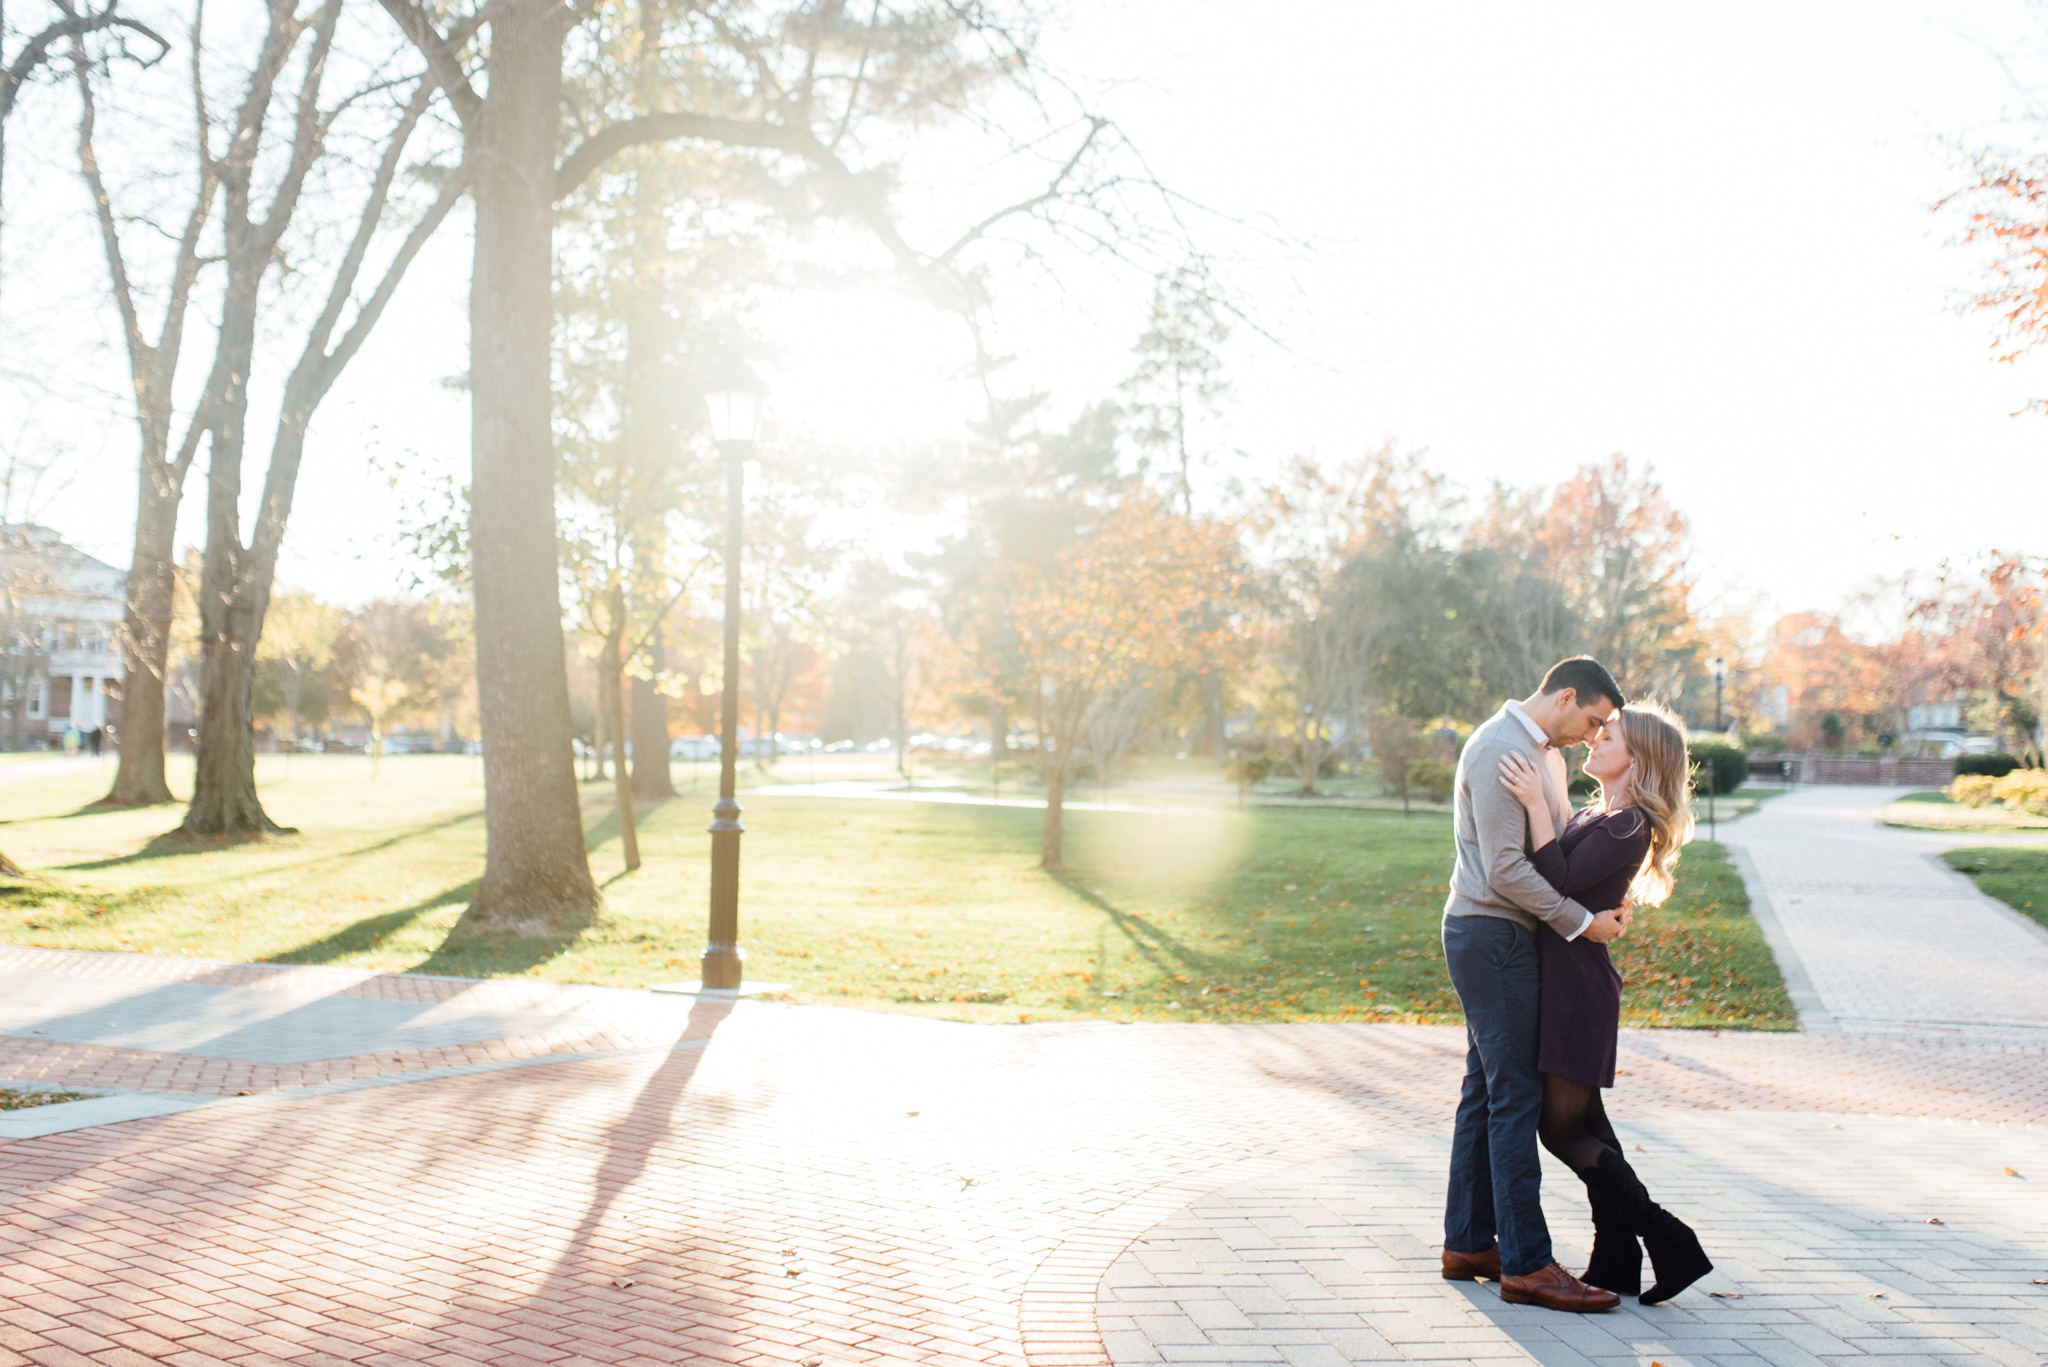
xmin=1708 ymin=1291 xmax=1743 ymax=1299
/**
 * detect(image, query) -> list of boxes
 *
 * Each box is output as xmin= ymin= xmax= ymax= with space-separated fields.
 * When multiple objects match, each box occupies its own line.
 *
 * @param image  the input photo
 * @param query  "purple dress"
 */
xmin=1530 ymin=807 xmax=1650 ymax=1088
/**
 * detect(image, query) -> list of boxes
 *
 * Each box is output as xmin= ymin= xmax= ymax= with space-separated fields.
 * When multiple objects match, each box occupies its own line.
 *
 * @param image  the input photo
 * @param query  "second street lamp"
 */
xmin=1708 ymin=655 xmax=1728 ymax=840
xmin=701 ymin=364 xmax=765 ymax=992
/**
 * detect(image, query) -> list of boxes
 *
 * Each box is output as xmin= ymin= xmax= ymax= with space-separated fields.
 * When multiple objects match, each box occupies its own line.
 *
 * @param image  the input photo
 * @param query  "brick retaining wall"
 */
xmin=1747 ymin=751 xmax=1953 ymax=786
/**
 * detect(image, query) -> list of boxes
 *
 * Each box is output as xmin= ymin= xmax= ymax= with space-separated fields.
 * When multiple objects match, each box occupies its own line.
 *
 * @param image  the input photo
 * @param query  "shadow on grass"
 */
xmin=52 ymin=807 xmax=483 ymax=875
xmin=269 ymin=881 xmax=479 ymax=967
xmin=413 ymin=929 xmax=582 ymax=980
xmin=0 ymin=879 xmax=79 ymax=909
xmin=1052 ymin=871 xmax=1220 ymax=982
xmin=269 ymin=877 xmax=584 ymax=980
xmin=55 ymin=826 xmax=284 ymax=871
xmin=590 ymin=797 xmax=670 ymax=866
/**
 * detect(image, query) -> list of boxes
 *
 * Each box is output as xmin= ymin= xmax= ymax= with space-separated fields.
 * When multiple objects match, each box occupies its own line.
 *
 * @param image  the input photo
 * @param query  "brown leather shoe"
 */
xmin=1499 ymin=1261 xmax=1621 ymax=1312
xmin=1440 ymin=1246 xmax=1503 ymax=1281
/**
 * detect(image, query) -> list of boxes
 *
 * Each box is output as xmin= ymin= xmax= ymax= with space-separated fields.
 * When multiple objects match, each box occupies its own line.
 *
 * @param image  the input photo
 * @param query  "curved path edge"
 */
xmin=1018 ymin=1137 xmax=1374 ymax=1367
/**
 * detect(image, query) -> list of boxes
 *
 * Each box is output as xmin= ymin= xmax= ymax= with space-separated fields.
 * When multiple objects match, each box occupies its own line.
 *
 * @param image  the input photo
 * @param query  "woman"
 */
xmin=1497 ymin=702 xmax=1711 ymax=1306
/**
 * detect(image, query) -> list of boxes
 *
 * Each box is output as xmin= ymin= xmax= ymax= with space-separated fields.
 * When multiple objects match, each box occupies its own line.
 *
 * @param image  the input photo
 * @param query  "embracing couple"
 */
xmin=1437 ymin=657 xmax=1712 ymax=1313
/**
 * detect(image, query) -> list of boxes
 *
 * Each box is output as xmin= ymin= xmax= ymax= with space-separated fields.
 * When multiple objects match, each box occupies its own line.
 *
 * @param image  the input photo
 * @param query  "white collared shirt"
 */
xmin=1502 ymin=699 xmax=1549 ymax=749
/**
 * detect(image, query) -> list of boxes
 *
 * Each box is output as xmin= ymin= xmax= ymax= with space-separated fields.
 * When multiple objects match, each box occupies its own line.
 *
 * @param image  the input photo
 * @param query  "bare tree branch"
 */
xmin=3 ymin=0 xmax=166 ymax=123
xmin=374 ymin=0 xmax=481 ymax=125
xmin=554 ymin=109 xmax=804 ymax=196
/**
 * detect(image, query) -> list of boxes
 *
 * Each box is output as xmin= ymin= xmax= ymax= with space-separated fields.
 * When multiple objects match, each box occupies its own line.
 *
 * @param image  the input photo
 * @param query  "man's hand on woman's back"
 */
xmin=1582 ymin=908 xmax=1629 ymax=943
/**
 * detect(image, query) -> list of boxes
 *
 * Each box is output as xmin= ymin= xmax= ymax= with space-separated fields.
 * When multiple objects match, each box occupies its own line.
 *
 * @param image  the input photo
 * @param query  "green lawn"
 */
xmin=0 ymin=755 xmax=1791 ymax=1028
xmin=1945 ymin=846 xmax=2048 ymax=931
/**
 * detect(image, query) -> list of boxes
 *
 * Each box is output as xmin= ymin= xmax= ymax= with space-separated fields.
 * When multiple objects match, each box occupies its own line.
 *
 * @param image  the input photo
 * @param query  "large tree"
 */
xmin=379 ymin=0 xmax=1184 ymax=932
xmin=73 ymin=0 xmax=463 ymax=820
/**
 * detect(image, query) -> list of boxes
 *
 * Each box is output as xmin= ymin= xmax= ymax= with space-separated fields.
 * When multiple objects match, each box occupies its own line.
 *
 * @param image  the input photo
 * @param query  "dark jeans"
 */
xmin=1442 ymin=914 xmax=1552 ymax=1277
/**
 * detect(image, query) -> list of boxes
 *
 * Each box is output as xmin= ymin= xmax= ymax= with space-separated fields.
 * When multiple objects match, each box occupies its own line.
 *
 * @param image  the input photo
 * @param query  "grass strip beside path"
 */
xmin=1946 ymin=846 xmax=2048 ymax=931
xmin=0 ymin=1089 xmax=95 ymax=1110
xmin=0 ymin=755 xmax=1792 ymax=1028
xmin=1886 ymin=790 xmax=2048 ymax=832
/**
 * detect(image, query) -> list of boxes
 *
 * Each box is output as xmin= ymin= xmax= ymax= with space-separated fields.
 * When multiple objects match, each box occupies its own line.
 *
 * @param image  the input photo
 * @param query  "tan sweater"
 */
xmin=1441 ymin=706 xmax=1592 ymax=938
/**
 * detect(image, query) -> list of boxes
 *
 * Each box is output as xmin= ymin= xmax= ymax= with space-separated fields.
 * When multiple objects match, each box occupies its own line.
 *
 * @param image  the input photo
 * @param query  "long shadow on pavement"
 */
xmin=506 ymin=994 xmax=737 ymax=1313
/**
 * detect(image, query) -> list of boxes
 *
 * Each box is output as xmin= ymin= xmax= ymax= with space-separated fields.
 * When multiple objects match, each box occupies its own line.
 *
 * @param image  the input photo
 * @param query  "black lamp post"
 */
xmin=700 ymin=365 xmax=765 ymax=992
xmin=1708 ymin=655 xmax=1727 ymax=839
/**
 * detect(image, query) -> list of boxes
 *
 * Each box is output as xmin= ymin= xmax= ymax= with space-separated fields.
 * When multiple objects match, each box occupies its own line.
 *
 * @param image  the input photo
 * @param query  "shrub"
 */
xmin=1996 ymin=770 xmax=2048 ymax=816
xmin=1222 ymin=752 xmax=1276 ymax=788
xmin=1947 ymin=771 xmax=2048 ymax=815
xmin=1956 ymin=752 xmax=2022 ymax=778
xmin=1949 ymin=775 xmax=2000 ymax=808
xmin=1408 ymin=757 xmax=1456 ymax=804
xmin=1688 ymin=740 xmax=1746 ymax=796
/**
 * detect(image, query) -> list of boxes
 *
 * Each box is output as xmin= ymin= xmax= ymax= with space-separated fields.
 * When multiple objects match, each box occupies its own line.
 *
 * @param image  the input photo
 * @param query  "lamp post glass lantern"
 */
xmin=700 ymin=365 xmax=765 ymax=992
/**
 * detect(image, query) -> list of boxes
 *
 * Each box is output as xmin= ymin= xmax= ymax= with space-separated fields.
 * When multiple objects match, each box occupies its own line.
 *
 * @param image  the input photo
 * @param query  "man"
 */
xmin=1440 ymin=657 xmax=1630 ymax=1312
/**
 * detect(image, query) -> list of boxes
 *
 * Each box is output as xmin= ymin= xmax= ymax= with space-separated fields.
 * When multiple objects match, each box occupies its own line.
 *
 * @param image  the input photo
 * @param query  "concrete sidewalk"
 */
xmin=0 ymin=944 xmax=2044 ymax=1364
xmin=1720 ymin=786 xmax=2048 ymax=1042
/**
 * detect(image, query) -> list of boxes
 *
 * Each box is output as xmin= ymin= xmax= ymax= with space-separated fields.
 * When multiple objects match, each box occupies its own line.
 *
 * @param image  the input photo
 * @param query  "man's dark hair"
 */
xmin=1540 ymin=656 xmax=1625 ymax=711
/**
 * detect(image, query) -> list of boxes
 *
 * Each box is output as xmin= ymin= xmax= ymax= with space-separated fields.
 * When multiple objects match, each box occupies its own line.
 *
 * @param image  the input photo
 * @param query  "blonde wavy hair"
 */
xmin=1591 ymin=701 xmax=1695 ymax=905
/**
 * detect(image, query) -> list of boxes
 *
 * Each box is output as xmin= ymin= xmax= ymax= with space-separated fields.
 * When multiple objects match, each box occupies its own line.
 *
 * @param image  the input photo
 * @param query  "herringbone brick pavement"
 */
xmin=0 ymin=947 xmax=2043 ymax=1365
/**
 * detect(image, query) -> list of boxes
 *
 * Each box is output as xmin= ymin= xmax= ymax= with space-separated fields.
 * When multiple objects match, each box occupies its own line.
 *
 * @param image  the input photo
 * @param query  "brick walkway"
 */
xmin=0 ymin=940 xmax=2043 ymax=1365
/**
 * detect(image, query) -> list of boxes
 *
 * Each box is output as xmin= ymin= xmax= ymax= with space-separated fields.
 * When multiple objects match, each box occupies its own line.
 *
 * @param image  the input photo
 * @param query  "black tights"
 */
xmin=1537 ymin=1073 xmax=1622 ymax=1176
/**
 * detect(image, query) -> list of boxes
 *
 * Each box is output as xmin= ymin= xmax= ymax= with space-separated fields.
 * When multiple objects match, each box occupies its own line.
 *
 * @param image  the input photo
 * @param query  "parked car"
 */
xmin=670 ymin=735 xmax=721 ymax=761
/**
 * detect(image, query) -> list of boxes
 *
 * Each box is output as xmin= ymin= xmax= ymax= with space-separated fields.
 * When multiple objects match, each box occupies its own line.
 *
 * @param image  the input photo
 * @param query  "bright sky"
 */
xmin=7 ymin=0 xmax=2047 ymax=626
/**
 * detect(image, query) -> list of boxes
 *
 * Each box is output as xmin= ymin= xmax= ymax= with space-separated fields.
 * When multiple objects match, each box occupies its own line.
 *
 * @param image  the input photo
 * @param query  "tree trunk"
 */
xmin=631 ymin=629 xmax=674 ymax=800
xmin=1041 ymin=744 xmax=1070 ymax=870
xmin=180 ymin=237 xmax=287 ymax=837
xmin=458 ymin=0 xmax=595 ymax=934
xmin=181 ymin=605 xmax=281 ymax=835
xmin=591 ymin=655 xmax=609 ymax=781
xmin=102 ymin=465 xmax=180 ymax=805
xmin=1199 ymin=671 xmax=1225 ymax=758
xmin=605 ymin=585 xmax=639 ymax=871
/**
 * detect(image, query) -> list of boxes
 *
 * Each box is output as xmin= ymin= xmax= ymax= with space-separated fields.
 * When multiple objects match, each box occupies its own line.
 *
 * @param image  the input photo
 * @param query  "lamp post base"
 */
xmin=699 ymin=944 xmax=746 ymax=990
xmin=651 ymin=976 xmax=788 ymax=998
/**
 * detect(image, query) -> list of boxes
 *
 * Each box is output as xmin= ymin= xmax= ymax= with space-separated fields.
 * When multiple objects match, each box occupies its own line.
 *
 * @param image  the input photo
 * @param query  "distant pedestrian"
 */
xmin=62 ymin=726 xmax=80 ymax=758
xmin=87 ymin=727 xmax=103 ymax=758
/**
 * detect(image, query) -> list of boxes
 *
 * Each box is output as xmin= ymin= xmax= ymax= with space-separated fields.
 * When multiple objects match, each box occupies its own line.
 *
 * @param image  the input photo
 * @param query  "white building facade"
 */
xmin=1 ymin=527 xmax=125 ymax=745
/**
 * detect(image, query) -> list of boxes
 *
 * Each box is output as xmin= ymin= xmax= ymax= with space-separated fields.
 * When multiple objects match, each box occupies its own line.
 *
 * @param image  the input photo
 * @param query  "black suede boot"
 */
xmin=1579 ymin=1180 xmax=1642 ymax=1296
xmin=1583 ymin=1148 xmax=1711 ymax=1305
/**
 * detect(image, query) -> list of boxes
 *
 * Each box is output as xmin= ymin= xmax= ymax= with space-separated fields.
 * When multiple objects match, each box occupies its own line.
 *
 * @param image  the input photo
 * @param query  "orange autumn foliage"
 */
xmin=992 ymin=493 xmax=1244 ymax=867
